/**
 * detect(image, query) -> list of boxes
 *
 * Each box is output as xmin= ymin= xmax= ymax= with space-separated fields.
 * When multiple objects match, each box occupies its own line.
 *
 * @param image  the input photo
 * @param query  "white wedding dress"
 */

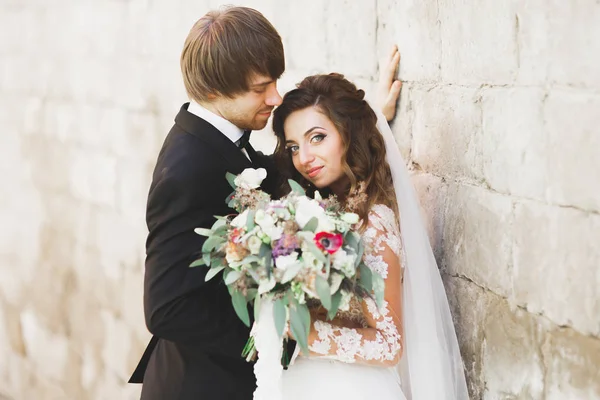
xmin=282 ymin=204 xmax=407 ymax=400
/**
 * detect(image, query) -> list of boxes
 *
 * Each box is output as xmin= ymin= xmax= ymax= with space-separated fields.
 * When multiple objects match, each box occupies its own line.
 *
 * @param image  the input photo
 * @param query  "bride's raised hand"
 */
xmin=376 ymin=45 xmax=402 ymax=122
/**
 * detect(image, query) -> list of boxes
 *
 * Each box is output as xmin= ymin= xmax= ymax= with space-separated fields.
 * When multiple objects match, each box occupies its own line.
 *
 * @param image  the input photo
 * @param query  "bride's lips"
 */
xmin=306 ymin=166 xmax=323 ymax=178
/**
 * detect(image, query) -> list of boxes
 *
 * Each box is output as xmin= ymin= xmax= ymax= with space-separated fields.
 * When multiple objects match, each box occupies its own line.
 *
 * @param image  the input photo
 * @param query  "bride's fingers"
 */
xmin=380 ymin=45 xmax=400 ymax=82
xmin=386 ymin=80 xmax=402 ymax=108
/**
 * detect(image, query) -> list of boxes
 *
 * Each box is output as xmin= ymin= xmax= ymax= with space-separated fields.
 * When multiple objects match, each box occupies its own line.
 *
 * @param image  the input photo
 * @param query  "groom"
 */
xmin=128 ymin=7 xmax=287 ymax=400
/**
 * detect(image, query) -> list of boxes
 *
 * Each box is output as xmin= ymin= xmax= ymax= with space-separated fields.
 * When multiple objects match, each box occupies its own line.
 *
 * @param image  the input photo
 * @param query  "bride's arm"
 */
xmin=304 ymin=210 xmax=404 ymax=367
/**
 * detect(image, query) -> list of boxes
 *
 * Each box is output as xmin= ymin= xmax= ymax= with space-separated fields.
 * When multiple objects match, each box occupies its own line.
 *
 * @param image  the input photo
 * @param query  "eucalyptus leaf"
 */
xmin=273 ymin=298 xmax=287 ymax=338
xmin=231 ymin=290 xmax=250 ymax=327
xmin=328 ymin=273 xmax=344 ymax=294
xmin=211 ymin=218 xmax=227 ymax=231
xmin=303 ymin=217 xmax=318 ymax=233
xmin=344 ymin=231 xmax=359 ymax=249
xmin=358 ymin=263 xmax=373 ymax=292
xmin=280 ymin=263 xmax=303 ymax=283
xmin=246 ymin=210 xmax=256 ymax=231
xmin=355 ymin=239 xmax=364 ymax=267
xmin=315 ymin=275 xmax=332 ymax=310
xmin=202 ymin=236 xmax=225 ymax=253
xmin=290 ymin=306 xmax=309 ymax=354
xmin=288 ymin=179 xmax=306 ymax=196
xmin=205 ymin=266 xmax=225 ymax=281
xmin=373 ymin=273 xmax=385 ymax=308
xmin=194 ymin=228 xmax=213 ymax=237
xmin=246 ymin=288 xmax=258 ymax=302
xmin=189 ymin=258 xmax=206 ymax=268
xmin=327 ymin=291 xmax=343 ymax=320
xmin=202 ymin=252 xmax=211 ymax=267
xmin=304 ymin=239 xmax=327 ymax=264
xmin=226 ymin=172 xmax=237 ymax=189
xmin=224 ymin=270 xmax=242 ymax=285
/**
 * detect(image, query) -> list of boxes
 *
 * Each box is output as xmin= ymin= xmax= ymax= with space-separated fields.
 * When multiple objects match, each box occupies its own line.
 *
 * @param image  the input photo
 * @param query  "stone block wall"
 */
xmin=0 ymin=1 xmax=598 ymax=398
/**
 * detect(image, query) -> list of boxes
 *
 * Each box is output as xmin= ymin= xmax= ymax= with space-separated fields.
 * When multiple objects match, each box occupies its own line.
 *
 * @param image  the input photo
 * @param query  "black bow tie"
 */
xmin=237 ymin=130 xmax=252 ymax=150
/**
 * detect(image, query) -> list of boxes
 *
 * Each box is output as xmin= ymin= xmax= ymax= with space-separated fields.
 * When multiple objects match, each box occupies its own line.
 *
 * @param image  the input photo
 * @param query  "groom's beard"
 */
xmin=227 ymin=109 xmax=274 ymax=131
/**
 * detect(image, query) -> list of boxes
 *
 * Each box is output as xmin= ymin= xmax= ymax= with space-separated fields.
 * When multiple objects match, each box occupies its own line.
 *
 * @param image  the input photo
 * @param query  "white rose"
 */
xmin=338 ymin=290 xmax=353 ymax=312
xmin=258 ymin=275 xmax=276 ymax=294
xmin=247 ymin=235 xmax=263 ymax=255
xmin=295 ymin=196 xmax=334 ymax=232
xmin=234 ymin=168 xmax=267 ymax=189
xmin=341 ymin=212 xmax=360 ymax=225
xmin=275 ymin=252 xmax=300 ymax=271
xmin=331 ymin=248 xmax=357 ymax=278
xmin=231 ymin=209 xmax=250 ymax=228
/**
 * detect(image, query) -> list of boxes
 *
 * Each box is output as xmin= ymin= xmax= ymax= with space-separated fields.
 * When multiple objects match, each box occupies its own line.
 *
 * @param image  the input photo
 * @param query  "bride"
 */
xmin=267 ymin=65 xmax=469 ymax=398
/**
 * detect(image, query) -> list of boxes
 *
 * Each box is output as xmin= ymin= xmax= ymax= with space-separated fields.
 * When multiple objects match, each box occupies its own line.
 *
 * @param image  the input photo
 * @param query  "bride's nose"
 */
xmin=298 ymin=145 xmax=315 ymax=166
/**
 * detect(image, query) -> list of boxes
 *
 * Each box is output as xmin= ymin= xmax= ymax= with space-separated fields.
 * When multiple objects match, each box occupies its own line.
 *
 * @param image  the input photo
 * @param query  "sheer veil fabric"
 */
xmin=373 ymin=105 xmax=469 ymax=399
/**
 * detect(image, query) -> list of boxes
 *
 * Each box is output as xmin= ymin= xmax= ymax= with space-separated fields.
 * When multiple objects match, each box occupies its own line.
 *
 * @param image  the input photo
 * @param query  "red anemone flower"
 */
xmin=314 ymin=232 xmax=343 ymax=254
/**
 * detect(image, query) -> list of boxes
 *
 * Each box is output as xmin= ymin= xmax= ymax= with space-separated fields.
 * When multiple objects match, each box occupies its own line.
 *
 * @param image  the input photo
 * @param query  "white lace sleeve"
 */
xmin=307 ymin=205 xmax=405 ymax=366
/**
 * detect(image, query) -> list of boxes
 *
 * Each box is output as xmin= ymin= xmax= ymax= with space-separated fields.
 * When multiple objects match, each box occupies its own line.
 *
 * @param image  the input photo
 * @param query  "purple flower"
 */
xmin=272 ymin=234 xmax=299 ymax=258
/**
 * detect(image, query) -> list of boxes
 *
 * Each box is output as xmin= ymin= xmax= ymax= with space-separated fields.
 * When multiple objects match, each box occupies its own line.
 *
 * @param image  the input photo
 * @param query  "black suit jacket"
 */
xmin=129 ymin=104 xmax=282 ymax=400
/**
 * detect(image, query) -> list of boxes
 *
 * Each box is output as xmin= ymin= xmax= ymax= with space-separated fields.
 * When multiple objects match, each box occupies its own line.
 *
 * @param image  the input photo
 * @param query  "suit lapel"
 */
xmin=174 ymin=103 xmax=253 ymax=174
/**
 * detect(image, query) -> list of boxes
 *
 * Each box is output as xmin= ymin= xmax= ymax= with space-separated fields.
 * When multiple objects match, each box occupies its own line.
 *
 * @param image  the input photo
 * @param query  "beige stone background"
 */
xmin=1 ymin=0 xmax=599 ymax=399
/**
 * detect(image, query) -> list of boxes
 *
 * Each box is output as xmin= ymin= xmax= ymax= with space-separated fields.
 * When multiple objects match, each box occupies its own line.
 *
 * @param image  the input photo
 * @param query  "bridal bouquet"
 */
xmin=191 ymin=168 xmax=384 ymax=360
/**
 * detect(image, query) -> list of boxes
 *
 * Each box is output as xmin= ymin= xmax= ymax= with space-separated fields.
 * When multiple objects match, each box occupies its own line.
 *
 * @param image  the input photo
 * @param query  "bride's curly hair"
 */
xmin=272 ymin=73 xmax=398 ymax=226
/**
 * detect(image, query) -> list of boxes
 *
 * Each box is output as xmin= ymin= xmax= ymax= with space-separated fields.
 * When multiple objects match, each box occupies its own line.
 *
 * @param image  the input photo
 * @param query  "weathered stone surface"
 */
xmin=377 ymin=0 xmax=441 ymax=82
xmin=513 ymin=201 xmax=600 ymax=336
xmin=543 ymin=328 xmax=600 ymax=400
xmin=442 ymin=183 xmax=514 ymax=297
xmin=410 ymin=86 xmax=484 ymax=182
xmin=481 ymin=297 xmax=546 ymax=399
xmin=439 ymin=0 xmax=518 ymax=84
xmin=480 ymin=87 xmax=548 ymax=201
xmin=542 ymin=91 xmax=600 ymax=212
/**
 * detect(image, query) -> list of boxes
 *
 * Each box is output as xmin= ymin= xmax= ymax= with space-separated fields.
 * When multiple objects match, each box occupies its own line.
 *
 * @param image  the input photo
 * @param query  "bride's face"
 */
xmin=283 ymin=107 xmax=348 ymax=195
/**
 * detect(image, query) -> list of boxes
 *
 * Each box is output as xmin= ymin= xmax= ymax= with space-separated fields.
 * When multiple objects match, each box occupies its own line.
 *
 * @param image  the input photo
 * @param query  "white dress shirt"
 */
xmin=187 ymin=101 xmax=251 ymax=160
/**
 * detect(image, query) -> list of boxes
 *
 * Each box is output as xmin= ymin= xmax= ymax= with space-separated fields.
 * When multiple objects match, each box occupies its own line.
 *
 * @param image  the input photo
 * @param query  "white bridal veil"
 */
xmin=374 ymin=107 xmax=469 ymax=399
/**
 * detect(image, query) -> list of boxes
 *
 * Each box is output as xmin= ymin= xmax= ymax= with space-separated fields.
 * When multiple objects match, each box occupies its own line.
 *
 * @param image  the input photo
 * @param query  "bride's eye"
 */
xmin=286 ymin=144 xmax=299 ymax=154
xmin=310 ymin=133 xmax=326 ymax=144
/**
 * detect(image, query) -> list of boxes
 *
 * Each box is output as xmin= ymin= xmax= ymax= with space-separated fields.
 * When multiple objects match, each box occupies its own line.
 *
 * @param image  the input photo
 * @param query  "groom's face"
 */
xmin=215 ymin=74 xmax=283 ymax=131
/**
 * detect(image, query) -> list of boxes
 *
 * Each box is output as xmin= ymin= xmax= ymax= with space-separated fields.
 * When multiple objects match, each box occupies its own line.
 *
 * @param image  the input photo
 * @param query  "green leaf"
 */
xmin=355 ymin=239 xmax=364 ymax=267
xmin=304 ymin=239 xmax=327 ymax=264
xmin=273 ymin=298 xmax=287 ymax=338
xmin=315 ymin=275 xmax=332 ymax=310
xmin=358 ymin=263 xmax=373 ymax=292
xmin=205 ymin=266 xmax=225 ymax=281
xmin=202 ymin=252 xmax=211 ymax=267
xmin=280 ymin=263 xmax=303 ymax=283
xmin=344 ymin=231 xmax=359 ymax=248
xmin=288 ymin=179 xmax=306 ymax=195
xmin=231 ymin=290 xmax=250 ymax=327
xmin=246 ymin=210 xmax=256 ymax=231
xmin=194 ymin=228 xmax=213 ymax=237
xmin=202 ymin=236 xmax=225 ymax=253
xmin=290 ymin=303 xmax=310 ymax=354
xmin=259 ymin=244 xmax=273 ymax=277
xmin=303 ymin=217 xmax=318 ymax=233
xmin=189 ymin=258 xmax=206 ymax=268
xmin=246 ymin=288 xmax=258 ymax=302
xmin=224 ymin=270 xmax=242 ymax=285
xmin=211 ymin=218 xmax=227 ymax=231
xmin=327 ymin=291 xmax=342 ymax=320
xmin=226 ymin=172 xmax=237 ymax=189
xmin=372 ymin=272 xmax=385 ymax=308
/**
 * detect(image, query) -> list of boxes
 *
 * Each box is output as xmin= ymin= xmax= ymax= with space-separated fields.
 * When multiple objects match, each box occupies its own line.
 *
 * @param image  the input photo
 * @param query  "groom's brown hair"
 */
xmin=181 ymin=6 xmax=285 ymax=102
